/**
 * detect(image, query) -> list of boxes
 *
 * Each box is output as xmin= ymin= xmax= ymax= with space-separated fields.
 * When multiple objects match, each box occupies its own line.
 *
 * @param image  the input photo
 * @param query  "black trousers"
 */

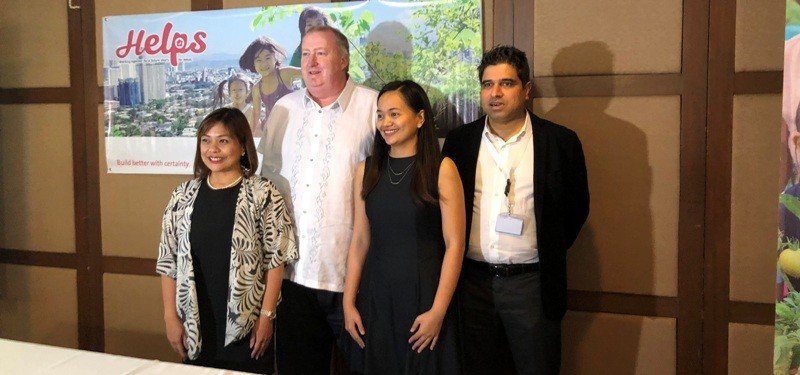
xmin=275 ymin=280 xmax=349 ymax=375
xmin=459 ymin=261 xmax=561 ymax=375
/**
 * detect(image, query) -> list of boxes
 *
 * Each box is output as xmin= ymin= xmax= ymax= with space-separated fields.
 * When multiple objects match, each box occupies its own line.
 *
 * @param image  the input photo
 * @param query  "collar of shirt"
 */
xmin=302 ymin=78 xmax=357 ymax=113
xmin=483 ymin=112 xmax=532 ymax=150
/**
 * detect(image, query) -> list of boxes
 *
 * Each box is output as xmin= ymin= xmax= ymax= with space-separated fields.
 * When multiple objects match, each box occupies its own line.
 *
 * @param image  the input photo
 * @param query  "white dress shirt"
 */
xmin=258 ymin=79 xmax=378 ymax=292
xmin=468 ymin=114 xmax=538 ymax=264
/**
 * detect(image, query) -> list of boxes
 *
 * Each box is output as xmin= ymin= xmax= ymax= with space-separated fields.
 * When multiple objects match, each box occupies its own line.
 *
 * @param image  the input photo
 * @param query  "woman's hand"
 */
xmin=164 ymin=314 xmax=186 ymax=359
xmin=250 ymin=315 xmax=274 ymax=359
xmin=408 ymin=309 xmax=445 ymax=353
xmin=344 ymin=303 xmax=366 ymax=349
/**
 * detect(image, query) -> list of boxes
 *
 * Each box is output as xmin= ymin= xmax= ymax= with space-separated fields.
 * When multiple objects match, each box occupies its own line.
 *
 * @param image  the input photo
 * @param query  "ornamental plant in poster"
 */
xmin=102 ymin=0 xmax=482 ymax=174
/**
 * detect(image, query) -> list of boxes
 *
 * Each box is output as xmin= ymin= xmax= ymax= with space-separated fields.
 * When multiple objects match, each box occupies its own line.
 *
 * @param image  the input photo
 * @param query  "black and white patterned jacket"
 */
xmin=156 ymin=175 xmax=298 ymax=360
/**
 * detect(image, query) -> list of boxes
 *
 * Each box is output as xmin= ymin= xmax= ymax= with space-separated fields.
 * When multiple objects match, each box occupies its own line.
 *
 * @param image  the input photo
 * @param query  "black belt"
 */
xmin=465 ymin=258 xmax=539 ymax=277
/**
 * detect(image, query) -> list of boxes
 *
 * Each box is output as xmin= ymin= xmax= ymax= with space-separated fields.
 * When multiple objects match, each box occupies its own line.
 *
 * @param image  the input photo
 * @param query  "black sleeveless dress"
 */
xmin=354 ymin=156 xmax=460 ymax=375
xmin=186 ymin=179 xmax=272 ymax=373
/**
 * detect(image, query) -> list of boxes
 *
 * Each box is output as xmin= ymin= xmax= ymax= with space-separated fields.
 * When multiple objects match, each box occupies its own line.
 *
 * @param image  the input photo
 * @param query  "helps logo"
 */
xmin=115 ymin=22 xmax=207 ymax=67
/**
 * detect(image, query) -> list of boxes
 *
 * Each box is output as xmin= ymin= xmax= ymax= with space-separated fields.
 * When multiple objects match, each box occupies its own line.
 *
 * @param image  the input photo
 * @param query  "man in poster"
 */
xmin=257 ymin=25 xmax=378 ymax=374
xmin=442 ymin=45 xmax=589 ymax=374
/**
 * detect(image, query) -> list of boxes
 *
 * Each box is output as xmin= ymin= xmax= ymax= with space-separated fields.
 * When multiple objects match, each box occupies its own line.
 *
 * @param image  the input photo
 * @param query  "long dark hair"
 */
xmin=362 ymin=80 xmax=440 ymax=205
xmin=193 ymin=107 xmax=258 ymax=179
xmin=239 ymin=36 xmax=287 ymax=73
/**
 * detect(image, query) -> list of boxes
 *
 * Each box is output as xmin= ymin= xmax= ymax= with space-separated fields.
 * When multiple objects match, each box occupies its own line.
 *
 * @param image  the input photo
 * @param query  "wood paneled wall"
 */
xmin=0 ymin=0 xmax=782 ymax=373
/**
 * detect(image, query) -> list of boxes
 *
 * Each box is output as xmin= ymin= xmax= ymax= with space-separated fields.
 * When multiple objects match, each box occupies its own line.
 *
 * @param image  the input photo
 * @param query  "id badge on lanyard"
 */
xmin=496 ymin=178 xmax=524 ymax=236
xmin=483 ymin=131 xmax=528 ymax=236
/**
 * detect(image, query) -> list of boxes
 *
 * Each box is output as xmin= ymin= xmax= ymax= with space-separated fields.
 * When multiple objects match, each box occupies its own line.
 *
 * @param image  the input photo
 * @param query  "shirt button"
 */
xmin=306 ymin=184 xmax=310 ymax=187
xmin=310 ymin=158 xmax=314 ymax=162
xmin=318 ymin=110 xmax=322 ymax=113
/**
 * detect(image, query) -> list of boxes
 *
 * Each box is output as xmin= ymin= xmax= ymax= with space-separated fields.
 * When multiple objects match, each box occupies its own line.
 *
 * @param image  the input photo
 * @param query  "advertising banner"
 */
xmin=102 ymin=0 xmax=482 ymax=174
xmin=776 ymin=1 xmax=800 ymax=372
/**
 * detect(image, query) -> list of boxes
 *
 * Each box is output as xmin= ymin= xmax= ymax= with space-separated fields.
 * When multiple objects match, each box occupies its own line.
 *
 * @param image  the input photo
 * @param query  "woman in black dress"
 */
xmin=343 ymin=80 xmax=465 ymax=374
xmin=157 ymin=108 xmax=298 ymax=373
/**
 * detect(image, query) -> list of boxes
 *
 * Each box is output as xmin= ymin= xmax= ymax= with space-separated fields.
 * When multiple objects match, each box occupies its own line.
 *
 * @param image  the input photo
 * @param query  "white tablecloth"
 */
xmin=0 ymin=339 xmax=256 ymax=374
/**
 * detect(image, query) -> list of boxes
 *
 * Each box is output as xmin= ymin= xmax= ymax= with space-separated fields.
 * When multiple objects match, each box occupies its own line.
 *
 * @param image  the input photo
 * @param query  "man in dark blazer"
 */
xmin=442 ymin=45 xmax=589 ymax=374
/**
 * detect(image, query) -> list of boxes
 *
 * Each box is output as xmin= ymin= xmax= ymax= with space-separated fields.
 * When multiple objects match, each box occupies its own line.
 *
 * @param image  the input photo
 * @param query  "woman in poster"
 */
xmin=239 ymin=36 xmax=301 ymax=138
xmin=156 ymin=107 xmax=298 ymax=373
xmin=213 ymin=73 xmax=255 ymax=128
xmin=343 ymin=80 xmax=464 ymax=374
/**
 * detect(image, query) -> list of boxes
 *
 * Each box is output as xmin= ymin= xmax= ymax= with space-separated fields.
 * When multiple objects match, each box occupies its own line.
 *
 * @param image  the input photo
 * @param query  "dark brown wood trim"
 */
xmin=568 ymin=290 xmax=678 ymax=318
xmin=68 ymin=2 xmax=94 ymax=352
xmin=75 ymin=0 xmax=105 ymax=352
xmin=0 ymin=88 xmax=73 ymax=104
xmin=492 ymin=0 xmax=513 ymax=47
xmin=532 ymin=74 xmax=683 ymax=98
xmin=733 ymin=71 xmax=782 ymax=95
xmin=0 ymin=249 xmax=78 ymax=269
xmin=103 ymin=256 xmax=157 ymax=276
xmin=513 ymin=0 xmax=534 ymax=88
xmin=728 ymin=301 xmax=774 ymax=326
xmin=191 ymin=0 xmax=206 ymax=11
xmin=677 ymin=0 xmax=710 ymax=374
xmin=704 ymin=0 xmax=735 ymax=373
xmin=208 ymin=0 xmax=223 ymax=10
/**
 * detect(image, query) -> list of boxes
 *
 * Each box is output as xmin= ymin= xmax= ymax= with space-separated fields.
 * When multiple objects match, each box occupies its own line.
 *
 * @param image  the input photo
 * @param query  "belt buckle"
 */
xmin=489 ymin=264 xmax=510 ymax=277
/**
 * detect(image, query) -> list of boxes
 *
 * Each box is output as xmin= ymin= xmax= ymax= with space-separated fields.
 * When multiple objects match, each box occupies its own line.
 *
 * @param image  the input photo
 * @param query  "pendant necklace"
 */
xmin=387 ymin=158 xmax=415 ymax=185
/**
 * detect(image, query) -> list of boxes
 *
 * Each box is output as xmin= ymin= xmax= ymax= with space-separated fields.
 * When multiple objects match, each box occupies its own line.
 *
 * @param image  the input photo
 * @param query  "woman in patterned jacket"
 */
xmin=157 ymin=107 xmax=298 ymax=373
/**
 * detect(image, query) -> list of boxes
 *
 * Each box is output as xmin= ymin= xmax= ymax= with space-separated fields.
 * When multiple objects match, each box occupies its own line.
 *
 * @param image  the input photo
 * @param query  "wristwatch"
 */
xmin=260 ymin=308 xmax=277 ymax=320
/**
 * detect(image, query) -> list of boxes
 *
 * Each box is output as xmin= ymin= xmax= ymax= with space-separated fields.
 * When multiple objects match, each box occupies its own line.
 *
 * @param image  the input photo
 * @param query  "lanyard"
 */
xmin=481 ymin=128 xmax=530 ymax=214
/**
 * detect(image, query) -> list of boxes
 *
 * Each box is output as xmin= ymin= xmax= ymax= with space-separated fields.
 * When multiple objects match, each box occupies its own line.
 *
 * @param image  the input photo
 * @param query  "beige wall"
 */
xmin=0 ymin=264 xmax=79 ymax=347
xmin=0 ymin=0 xmax=782 ymax=372
xmin=532 ymin=0 xmax=683 ymax=76
xmin=0 ymin=1 xmax=70 ymax=88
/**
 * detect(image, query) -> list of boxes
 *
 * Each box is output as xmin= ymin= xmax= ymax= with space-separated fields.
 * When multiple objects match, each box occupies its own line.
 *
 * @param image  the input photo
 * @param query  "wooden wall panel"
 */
xmin=532 ymin=0 xmax=682 ymax=76
xmin=0 ymin=264 xmax=78 ymax=348
xmin=562 ymin=311 xmax=676 ymax=375
xmin=730 ymin=94 xmax=781 ymax=304
xmin=734 ymin=0 xmax=784 ymax=72
xmin=534 ymin=96 xmax=680 ymax=297
xmin=727 ymin=323 xmax=774 ymax=375
xmin=99 ymin=173 xmax=187 ymax=257
xmin=0 ymin=104 xmax=76 ymax=253
xmin=0 ymin=1 xmax=70 ymax=88
xmin=103 ymin=274 xmax=176 ymax=361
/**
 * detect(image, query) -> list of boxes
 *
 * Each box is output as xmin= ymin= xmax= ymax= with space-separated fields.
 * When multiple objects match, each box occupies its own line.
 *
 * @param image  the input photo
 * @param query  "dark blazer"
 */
xmin=442 ymin=111 xmax=589 ymax=320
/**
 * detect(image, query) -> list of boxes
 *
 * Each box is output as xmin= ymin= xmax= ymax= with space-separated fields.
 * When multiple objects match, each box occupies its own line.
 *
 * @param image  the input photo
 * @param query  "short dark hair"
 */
xmin=193 ymin=107 xmax=258 ymax=179
xmin=298 ymin=7 xmax=330 ymax=36
xmin=239 ymin=36 xmax=287 ymax=73
xmin=478 ymin=45 xmax=531 ymax=84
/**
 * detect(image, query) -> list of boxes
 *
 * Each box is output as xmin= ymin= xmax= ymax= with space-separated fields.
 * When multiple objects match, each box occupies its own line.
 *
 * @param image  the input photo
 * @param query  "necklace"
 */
xmin=387 ymin=158 xmax=415 ymax=185
xmin=207 ymin=175 xmax=243 ymax=190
